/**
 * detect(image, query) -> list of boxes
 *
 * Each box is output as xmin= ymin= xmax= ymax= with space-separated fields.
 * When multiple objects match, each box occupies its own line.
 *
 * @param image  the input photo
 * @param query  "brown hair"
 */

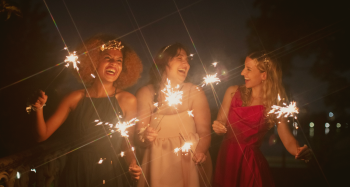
xmin=240 ymin=51 xmax=287 ymax=127
xmin=148 ymin=43 xmax=190 ymax=103
xmin=75 ymin=34 xmax=142 ymax=89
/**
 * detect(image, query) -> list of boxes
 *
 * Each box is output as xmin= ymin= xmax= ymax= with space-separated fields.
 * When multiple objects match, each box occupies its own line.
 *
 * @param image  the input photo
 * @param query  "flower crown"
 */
xmin=100 ymin=40 xmax=124 ymax=51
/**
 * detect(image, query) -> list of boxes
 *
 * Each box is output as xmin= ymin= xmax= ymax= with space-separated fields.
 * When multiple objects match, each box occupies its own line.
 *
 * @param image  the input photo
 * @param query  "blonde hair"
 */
xmin=240 ymin=51 xmax=287 ymax=127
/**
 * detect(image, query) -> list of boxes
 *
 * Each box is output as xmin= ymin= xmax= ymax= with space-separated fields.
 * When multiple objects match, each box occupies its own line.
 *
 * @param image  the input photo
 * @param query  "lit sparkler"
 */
xmin=65 ymin=51 xmax=80 ymax=70
xmin=187 ymin=110 xmax=194 ymax=117
xmin=268 ymin=101 xmax=299 ymax=118
xmin=174 ymin=142 xmax=193 ymax=156
xmin=202 ymin=73 xmax=221 ymax=87
xmin=94 ymin=118 xmax=138 ymax=137
xmin=161 ymin=79 xmax=183 ymax=107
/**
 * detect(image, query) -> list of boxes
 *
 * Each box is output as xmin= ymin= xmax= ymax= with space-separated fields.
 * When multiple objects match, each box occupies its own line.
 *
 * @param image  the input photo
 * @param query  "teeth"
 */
xmin=106 ymin=69 xmax=115 ymax=73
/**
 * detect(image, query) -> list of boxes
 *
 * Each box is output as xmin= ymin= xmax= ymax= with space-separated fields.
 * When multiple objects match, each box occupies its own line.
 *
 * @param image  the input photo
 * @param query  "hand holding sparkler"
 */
xmin=27 ymin=90 xmax=47 ymax=113
xmin=129 ymin=163 xmax=142 ymax=180
xmin=212 ymin=120 xmax=227 ymax=135
xmin=144 ymin=127 xmax=158 ymax=143
xmin=193 ymin=152 xmax=207 ymax=165
xmin=295 ymin=144 xmax=312 ymax=162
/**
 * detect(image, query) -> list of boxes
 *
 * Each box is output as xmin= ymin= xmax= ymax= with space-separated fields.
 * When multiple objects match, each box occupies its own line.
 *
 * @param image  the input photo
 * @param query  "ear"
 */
xmin=261 ymin=71 xmax=267 ymax=81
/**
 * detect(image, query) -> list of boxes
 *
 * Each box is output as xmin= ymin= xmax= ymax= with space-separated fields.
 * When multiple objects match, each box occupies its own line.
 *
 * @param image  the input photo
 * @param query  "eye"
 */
xmin=104 ymin=56 xmax=111 ymax=60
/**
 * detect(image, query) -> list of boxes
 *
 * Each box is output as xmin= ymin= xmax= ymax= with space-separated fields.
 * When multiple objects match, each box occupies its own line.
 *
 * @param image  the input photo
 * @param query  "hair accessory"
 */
xmin=101 ymin=40 xmax=124 ymax=51
xmin=263 ymin=54 xmax=270 ymax=69
xmin=162 ymin=45 xmax=171 ymax=54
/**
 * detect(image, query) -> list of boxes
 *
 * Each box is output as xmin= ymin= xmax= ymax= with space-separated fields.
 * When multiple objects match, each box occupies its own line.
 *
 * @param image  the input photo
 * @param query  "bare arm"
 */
xmin=117 ymin=92 xmax=138 ymax=166
xmin=189 ymin=86 xmax=210 ymax=164
xmin=33 ymin=90 xmax=82 ymax=142
xmin=277 ymin=119 xmax=299 ymax=156
xmin=135 ymin=85 xmax=156 ymax=147
xmin=212 ymin=86 xmax=238 ymax=135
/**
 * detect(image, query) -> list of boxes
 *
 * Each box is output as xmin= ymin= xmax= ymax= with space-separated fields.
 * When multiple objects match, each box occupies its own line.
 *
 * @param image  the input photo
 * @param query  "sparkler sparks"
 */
xmin=212 ymin=62 xmax=218 ymax=67
xmin=91 ymin=74 xmax=95 ymax=78
xmin=120 ymin=151 xmax=124 ymax=157
xmin=153 ymin=102 xmax=158 ymax=107
xmin=268 ymin=101 xmax=299 ymax=118
xmin=202 ymin=73 xmax=221 ymax=87
xmin=161 ymin=79 xmax=183 ymax=108
xmin=188 ymin=110 xmax=194 ymax=117
xmin=94 ymin=118 xmax=138 ymax=137
xmin=174 ymin=142 xmax=193 ymax=156
xmin=65 ymin=51 xmax=80 ymax=70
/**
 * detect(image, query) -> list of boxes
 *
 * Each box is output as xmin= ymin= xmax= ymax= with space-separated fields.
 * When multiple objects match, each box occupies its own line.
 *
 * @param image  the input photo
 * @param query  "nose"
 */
xmin=241 ymin=68 xmax=246 ymax=76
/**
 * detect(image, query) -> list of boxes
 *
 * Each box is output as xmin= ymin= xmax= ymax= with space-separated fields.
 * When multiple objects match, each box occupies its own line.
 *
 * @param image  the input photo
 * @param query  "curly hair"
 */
xmin=74 ymin=34 xmax=142 ymax=89
xmin=239 ymin=51 xmax=287 ymax=128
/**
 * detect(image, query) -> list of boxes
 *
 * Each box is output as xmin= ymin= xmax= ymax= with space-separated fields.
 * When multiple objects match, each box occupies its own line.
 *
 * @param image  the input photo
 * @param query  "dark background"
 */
xmin=1 ymin=0 xmax=349 ymax=186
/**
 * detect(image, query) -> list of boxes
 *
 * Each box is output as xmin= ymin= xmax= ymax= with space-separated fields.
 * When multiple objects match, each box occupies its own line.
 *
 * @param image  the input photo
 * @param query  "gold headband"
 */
xmin=100 ymin=40 xmax=124 ymax=51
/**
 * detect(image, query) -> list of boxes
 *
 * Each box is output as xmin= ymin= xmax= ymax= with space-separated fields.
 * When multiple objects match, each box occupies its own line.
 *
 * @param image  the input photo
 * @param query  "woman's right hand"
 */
xmin=144 ymin=127 xmax=158 ymax=143
xmin=212 ymin=120 xmax=227 ymax=135
xmin=29 ymin=90 xmax=48 ymax=111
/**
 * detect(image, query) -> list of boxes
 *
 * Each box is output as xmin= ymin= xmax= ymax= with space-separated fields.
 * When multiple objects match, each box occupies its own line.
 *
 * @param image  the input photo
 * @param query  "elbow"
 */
xmin=35 ymin=135 xmax=48 ymax=142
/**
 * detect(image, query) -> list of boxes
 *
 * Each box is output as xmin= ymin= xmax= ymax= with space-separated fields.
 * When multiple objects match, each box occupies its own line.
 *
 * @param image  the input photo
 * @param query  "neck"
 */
xmin=251 ymin=84 xmax=263 ymax=98
xmin=160 ymin=76 xmax=182 ymax=89
xmin=90 ymin=81 xmax=115 ymax=97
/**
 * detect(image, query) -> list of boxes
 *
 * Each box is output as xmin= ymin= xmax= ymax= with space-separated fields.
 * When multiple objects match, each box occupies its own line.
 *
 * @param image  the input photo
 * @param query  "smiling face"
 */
xmin=165 ymin=49 xmax=190 ymax=84
xmin=241 ymin=57 xmax=266 ymax=88
xmin=97 ymin=49 xmax=123 ymax=84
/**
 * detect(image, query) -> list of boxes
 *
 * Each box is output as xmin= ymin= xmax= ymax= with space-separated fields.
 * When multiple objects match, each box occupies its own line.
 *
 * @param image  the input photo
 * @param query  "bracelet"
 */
xmin=26 ymin=104 xmax=46 ymax=114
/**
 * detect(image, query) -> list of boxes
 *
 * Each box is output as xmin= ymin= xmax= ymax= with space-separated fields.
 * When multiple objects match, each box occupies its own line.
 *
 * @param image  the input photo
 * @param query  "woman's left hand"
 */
xmin=129 ymin=163 xmax=142 ymax=180
xmin=295 ymin=144 xmax=312 ymax=162
xmin=193 ymin=152 xmax=207 ymax=164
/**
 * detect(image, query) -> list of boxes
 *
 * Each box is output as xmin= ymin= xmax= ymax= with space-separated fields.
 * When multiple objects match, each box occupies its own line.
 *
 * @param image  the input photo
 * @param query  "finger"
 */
xmin=38 ymin=97 xmax=45 ymax=104
xmin=296 ymin=148 xmax=309 ymax=158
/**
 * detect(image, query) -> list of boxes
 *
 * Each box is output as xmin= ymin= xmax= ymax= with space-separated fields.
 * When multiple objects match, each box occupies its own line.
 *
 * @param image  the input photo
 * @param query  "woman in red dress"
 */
xmin=212 ymin=51 xmax=312 ymax=187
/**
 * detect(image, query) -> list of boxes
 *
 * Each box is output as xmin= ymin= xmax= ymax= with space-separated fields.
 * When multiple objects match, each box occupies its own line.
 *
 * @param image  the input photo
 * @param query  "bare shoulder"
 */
xmin=62 ymin=90 xmax=85 ymax=109
xmin=136 ymin=84 xmax=154 ymax=99
xmin=116 ymin=90 xmax=137 ymax=106
xmin=187 ymin=82 xmax=202 ymax=93
xmin=226 ymin=85 xmax=239 ymax=97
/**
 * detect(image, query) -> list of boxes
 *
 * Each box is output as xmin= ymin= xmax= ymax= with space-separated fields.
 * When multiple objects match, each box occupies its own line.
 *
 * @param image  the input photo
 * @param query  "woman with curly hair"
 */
xmin=212 ymin=51 xmax=312 ymax=187
xmin=136 ymin=43 xmax=212 ymax=187
xmin=29 ymin=35 xmax=143 ymax=186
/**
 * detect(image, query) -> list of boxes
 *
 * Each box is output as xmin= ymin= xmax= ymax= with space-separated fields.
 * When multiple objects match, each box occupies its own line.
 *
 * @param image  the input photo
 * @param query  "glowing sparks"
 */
xmin=31 ymin=169 xmax=36 ymax=173
xmin=161 ymin=79 xmax=183 ymax=108
xmin=98 ymin=158 xmax=104 ymax=164
xmin=91 ymin=74 xmax=95 ymax=78
xmin=277 ymin=94 xmax=281 ymax=102
xmin=131 ymin=147 xmax=135 ymax=151
xmin=153 ymin=102 xmax=158 ymax=107
xmin=202 ymin=73 xmax=220 ymax=87
xmin=212 ymin=62 xmax=218 ymax=67
xmin=188 ymin=110 xmax=194 ymax=117
xmin=120 ymin=152 xmax=125 ymax=157
xmin=268 ymin=101 xmax=299 ymax=118
xmin=65 ymin=51 xmax=80 ymax=70
xmin=94 ymin=118 xmax=138 ymax=137
xmin=174 ymin=142 xmax=193 ymax=156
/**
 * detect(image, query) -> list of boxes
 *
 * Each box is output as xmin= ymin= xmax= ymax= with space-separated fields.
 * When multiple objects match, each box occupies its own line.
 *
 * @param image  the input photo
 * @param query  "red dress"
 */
xmin=213 ymin=91 xmax=275 ymax=187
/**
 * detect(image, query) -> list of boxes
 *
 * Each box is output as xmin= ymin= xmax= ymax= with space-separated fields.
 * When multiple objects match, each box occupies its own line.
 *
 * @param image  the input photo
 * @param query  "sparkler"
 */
xmin=161 ymin=79 xmax=183 ymax=108
xmin=94 ymin=118 xmax=138 ymax=137
xmin=188 ymin=110 xmax=194 ymax=117
xmin=268 ymin=101 xmax=299 ymax=118
xmin=174 ymin=142 xmax=193 ymax=156
xmin=202 ymin=73 xmax=221 ymax=87
xmin=65 ymin=51 xmax=80 ymax=70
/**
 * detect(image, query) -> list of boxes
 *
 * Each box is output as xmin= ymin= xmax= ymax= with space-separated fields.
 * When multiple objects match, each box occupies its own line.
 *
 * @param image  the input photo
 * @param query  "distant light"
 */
xmin=325 ymin=128 xmax=330 ymax=135
xmin=309 ymin=122 xmax=315 ymax=128
xmin=31 ymin=169 xmax=36 ymax=173
xmin=309 ymin=128 xmax=314 ymax=137
xmin=325 ymin=123 xmax=330 ymax=128
xmin=329 ymin=112 xmax=334 ymax=117
xmin=336 ymin=123 xmax=341 ymax=128
xmin=293 ymin=122 xmax=298 ymax=129
xmin=16 ymin=172 xmax=20 ymax=179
